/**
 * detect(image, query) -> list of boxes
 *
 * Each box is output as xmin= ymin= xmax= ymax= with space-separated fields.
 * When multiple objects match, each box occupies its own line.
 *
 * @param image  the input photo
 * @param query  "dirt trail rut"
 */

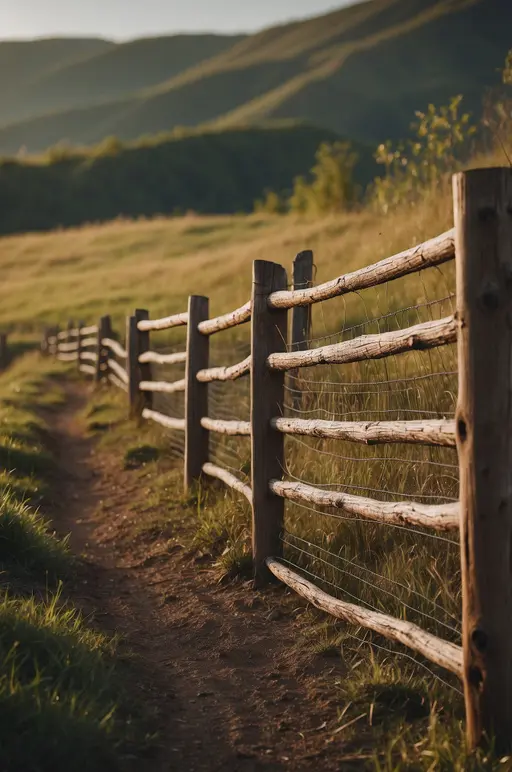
xmin=46 ymin=381 xmax=353 ymax=772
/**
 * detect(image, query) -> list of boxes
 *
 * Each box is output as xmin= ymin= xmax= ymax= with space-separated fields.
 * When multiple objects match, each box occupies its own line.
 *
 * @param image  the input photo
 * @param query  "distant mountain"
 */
xmin=0 ymin=34 xmax=245 ymax=127
xmin=0 ymin=0 xmax=510 ymax=156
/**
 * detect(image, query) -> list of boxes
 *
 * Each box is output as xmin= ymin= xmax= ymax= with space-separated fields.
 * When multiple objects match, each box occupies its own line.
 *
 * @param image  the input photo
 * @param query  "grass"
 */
xmin=0 ymin=355 xmax=132 ymax=771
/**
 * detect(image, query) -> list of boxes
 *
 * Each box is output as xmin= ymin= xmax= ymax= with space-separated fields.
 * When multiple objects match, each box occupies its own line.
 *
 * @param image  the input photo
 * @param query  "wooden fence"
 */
xmin=43 ymin=168 xmax=512 ymax=752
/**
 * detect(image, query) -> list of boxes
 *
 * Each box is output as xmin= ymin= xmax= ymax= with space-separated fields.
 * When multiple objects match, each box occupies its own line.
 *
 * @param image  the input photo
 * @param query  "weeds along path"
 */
xmin=46 ymin=379 xmax=354 ymax=772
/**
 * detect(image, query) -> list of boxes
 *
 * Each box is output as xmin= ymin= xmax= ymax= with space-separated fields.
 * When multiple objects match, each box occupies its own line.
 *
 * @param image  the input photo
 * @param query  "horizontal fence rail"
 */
xmin=197 ymin=300 xmax=252 ymax=336
xmin=271 ymin=417 xmax=456 ymax=447
xmin=270 ymin=479 xmax=459 ymax=532
xmin=268 ymin=229 xmax=455 ymax=309
xmin=203 ymin=462 xmax=252 ymax=503
xmin=268 ymin=316 xmax=457 ymax=371
xmin=137 ymin=312 xmax=188 ymax=332
xmin=200 ymin=417 xmax=251 ymax=436
xmin=139 ymin=379 xmax=186 ymax=394
xmin=108 ymin=358 xmax=128 ymax=385
xmin=139 ymin=350 xmax=187 ymax=365
xmin=102 ymin=338 xmax=127 ymax=359
xmin=142 ymin=408 xmax=186 ymax=431
xmin=196 ymin=356 xmax=251 ymax=383
xmin=266 ymin=558 xmax=463 ymax=677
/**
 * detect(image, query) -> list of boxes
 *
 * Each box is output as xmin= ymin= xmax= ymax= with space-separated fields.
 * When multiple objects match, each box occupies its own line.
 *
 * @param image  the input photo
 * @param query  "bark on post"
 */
xmin=136 ymin=309 xmax=152 ymax=411
xmin=453 ymin=167 xmax=512 ymax=752
xmin=184 ymin=296 xmax=209 ymax=492
xmin=251 ymin=260 xmax=288 ymax=585
xmin=290 ymin=250 xmax=313 ymax=410
xmin=95 ymin=315 xmax=112 ymax=384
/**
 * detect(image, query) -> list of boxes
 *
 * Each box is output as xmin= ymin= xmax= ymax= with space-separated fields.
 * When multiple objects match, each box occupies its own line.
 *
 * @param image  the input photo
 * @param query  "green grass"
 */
xmin=0 ymin=355 xmax=133 ymax=771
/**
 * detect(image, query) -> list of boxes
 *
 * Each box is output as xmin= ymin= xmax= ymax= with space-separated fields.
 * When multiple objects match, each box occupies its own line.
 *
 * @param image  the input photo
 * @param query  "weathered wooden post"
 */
xmin=76 ymin=320 xmax=84 ymax=371
xmin=184 ymin=296 xmax=209 ymax=492
xmin=95 ymin=315 xmax=112 ymax=384
xmin=0 ymin=333 xmax=8 ymax=369
xmin=251 ymin=260 xmax=288 ymax=586
xmin=67 ymin=319 xmax=74 ymax=347
xmin=290 ymin=250 xmax=313 ymax=410
xmin=127 ymin=309 xmax=151 ymax=418
xmin=453 ymin=167 xmax=512 ymax=752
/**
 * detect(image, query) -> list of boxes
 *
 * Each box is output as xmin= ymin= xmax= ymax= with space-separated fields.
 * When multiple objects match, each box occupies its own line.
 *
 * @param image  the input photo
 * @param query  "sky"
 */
xmin=0 ymin=1 xmax=353 ymax=40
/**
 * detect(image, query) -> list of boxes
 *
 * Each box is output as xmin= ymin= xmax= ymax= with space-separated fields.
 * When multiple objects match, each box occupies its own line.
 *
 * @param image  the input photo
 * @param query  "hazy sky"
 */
xmin=0 ymin=1 xmax=353 ymax=40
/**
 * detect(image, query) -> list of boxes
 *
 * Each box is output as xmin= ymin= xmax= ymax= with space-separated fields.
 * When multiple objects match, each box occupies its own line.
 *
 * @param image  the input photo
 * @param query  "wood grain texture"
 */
xmin=270 ymin=479 xmax=459 ymax=532
xmin=197 ymin=356 xmax=250 ymax=383
xmin=137 ymin=312 xmax=188 ymax=332
xmin=268 ymin=316 xmax=457 ymax=371
xmin=454 ymin=167 xmax=512 ymax=751
xmin=251 ymin=260 xmax=287 ymax=585
xmin=198 ymin=300 xmax=251 ymax=335
xmin=200 ymin=417 xmax=251 ymax=436
xmin=271 ymin=417 xmax=456 ymax=447
xmin=268 ymin=229 xmax=455 ymax=309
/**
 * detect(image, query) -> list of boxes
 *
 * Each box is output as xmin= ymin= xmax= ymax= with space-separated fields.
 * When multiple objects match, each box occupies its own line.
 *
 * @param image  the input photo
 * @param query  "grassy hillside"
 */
xmin=0 ymin=34 xmax=243 ymax=128
xmin=0 ymin=0 xmax=509 ymax=155
xmin=0 ymin=124 xmax=377 ymax=235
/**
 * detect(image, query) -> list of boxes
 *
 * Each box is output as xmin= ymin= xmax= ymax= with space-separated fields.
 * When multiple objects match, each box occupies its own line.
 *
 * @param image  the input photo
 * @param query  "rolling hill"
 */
xmin=0 ymin=124 xmax=377 ymax=235
xmin=0 ymin=0 xmax=510 ymax=156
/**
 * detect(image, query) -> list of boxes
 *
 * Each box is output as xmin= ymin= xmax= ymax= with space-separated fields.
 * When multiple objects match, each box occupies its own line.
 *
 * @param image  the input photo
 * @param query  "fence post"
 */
xmin=95 ymin=315 xmax=112 ymax=384
xmin=184 ymin=296 xmax=209 ymax=492
xmin=0 ymin=334 xmax=8 ymax=369
xmin=453 ymin=167 xmax=512 ymax=752
xmin=251 ymin=260 xmax=288 ymax=586
xmin=41 ymin=328 xmax=50 ymax=357
xmin=290 ymin=250 xmax=313 ymax=409
xmin=127 ymin=309 xmax=150 ymax=418
xmin=67 ymin=319 xmax=74 ymax=346
xmin=76 ymin=320 xmax=84 ymax=371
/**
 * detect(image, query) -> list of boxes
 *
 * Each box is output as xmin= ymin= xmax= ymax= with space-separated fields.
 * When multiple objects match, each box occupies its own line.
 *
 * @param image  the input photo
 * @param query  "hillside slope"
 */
xmin=0 ymin=124 xmax=375 ymax=235
xmin=0 ymin=34 xmax=244 ymax=127
xmin=0 ymin=0 xmax=509 ymax=155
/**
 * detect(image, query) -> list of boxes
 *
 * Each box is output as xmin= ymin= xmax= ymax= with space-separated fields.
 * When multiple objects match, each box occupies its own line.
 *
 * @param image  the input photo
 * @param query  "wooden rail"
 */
xmin=268 ymin=229 xmax=455 ymax=309
xmin=198 ymin=301 xmax=251 ymax=336
xmin=200 ymin=417 xmax=251 ymax=436
xmin=57 ymin=352 xmax=78 ymax=362
xmin=266 ymin=559 xmax=462 ymax=677
xmin=137 ymin=312 xmax=188 ymax=332
xmin=268 ymin=316 xmax=457 ymax=371
xmin=139 ymin=350 xmax=187 ymax=365
xmin=271 ymin=417 xmax=456 ymax=448
xmin=80 ymin=364 xmax=96 ymax=376
xmin=197 ymin=356 xmax=251 ymax=383
xmin=270 ymin=479 xmax=459 ymax=532
xmin=81 ymin=336 xmax=98 ymax=349
xmin=202 ymin=462 xmax=252 ymax=503
xmin=102 ymin=338 xmax=127 ymax=359
xmin=58 ymin=341 xmax=78 ymax=353
xmin=81 ymin=324 xmax=98 ymax=336
xmin=108 ymin=372 xmax=128 ymax=392
xmin=142 ymin=408 xmax=186 ymax=431
xmin=108 ymin=358 xmax=128 ymax=384
xmin=139 ymin=379 xmax=186 ymax=394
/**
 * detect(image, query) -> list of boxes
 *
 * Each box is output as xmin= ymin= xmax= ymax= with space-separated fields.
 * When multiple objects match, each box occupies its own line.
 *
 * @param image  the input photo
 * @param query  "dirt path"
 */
xmin=46 ymin=381 xmax=356 ymax=772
